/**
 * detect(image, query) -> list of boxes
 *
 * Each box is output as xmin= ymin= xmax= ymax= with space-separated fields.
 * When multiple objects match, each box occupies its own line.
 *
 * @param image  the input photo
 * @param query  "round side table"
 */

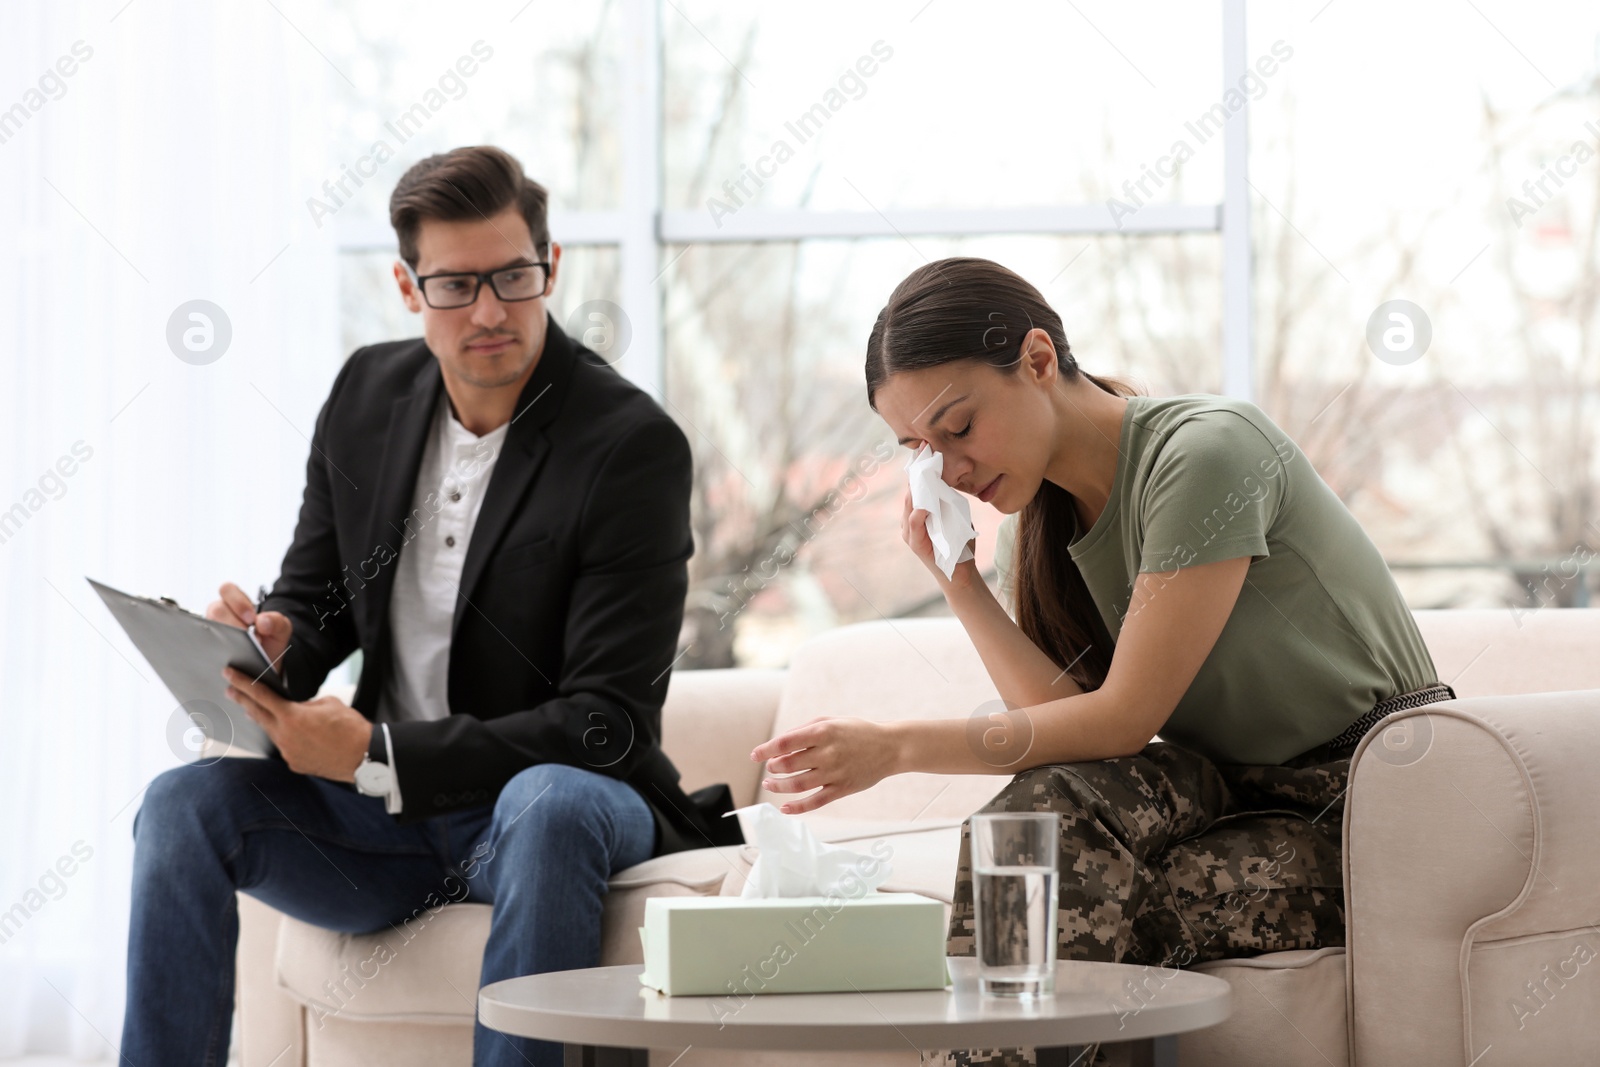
xmin=480 ymin=955 xmax=1230 ymax=1066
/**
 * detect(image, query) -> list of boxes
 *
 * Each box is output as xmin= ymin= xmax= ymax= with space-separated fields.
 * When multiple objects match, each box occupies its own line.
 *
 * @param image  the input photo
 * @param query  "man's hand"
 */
xmin=222 ymin=665 xmax=370 ymax=782
xmin=207 ymin=581 xmax=293 ymax=669
xmin=749 ymin=717 xmax=902 ymax=815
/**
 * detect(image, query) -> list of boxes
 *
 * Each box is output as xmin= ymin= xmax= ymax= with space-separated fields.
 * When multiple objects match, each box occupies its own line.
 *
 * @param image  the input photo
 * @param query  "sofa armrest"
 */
xmin=661 ymin=667 xmax=784 ymax=808
xmin=1343 ymin=689 xmax=1600 ymax=1066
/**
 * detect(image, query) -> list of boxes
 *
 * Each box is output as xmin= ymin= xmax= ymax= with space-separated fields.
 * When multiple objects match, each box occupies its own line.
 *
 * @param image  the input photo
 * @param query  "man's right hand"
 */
xmin=207 ymin=581 xmax=293 ymax=668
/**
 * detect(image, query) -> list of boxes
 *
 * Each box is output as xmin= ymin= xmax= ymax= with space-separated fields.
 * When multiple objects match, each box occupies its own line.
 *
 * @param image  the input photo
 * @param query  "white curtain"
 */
xmin=0 ymin=1 xmax=336 ymax=1055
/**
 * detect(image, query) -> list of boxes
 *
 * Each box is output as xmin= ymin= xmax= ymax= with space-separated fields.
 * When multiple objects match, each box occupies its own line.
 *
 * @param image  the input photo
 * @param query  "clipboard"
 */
xmin=87 ymin=576 xmax=286 ymax=759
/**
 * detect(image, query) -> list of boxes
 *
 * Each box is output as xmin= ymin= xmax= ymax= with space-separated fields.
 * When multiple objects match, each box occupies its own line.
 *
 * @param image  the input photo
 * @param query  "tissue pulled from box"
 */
xmin=905 ymin=444 xmax=977 ymax=580
xmin=732 ymin=802 xmax=892 ymax=898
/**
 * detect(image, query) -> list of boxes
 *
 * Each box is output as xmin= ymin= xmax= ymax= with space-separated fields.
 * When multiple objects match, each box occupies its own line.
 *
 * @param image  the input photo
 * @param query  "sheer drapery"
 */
xmin=0 ymin=2 xmax=336 ymax=1055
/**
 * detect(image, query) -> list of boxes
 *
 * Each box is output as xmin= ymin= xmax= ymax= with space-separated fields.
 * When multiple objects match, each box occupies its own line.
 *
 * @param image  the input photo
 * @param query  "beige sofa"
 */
xmin=233 ymin=608 xmax=1600 ymax=1066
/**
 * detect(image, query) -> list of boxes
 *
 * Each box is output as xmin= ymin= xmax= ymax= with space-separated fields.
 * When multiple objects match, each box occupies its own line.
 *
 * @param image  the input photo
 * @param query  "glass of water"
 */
xmin=971 ymin=812 xmax=1059 ymax=998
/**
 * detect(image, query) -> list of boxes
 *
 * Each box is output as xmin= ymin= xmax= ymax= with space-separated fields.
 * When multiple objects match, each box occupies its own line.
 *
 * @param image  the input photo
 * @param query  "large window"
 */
xmin=321 ymin=0 xmax=1600 ymax=671
xmin=330 ymin=0 xmax=1260 ymax=668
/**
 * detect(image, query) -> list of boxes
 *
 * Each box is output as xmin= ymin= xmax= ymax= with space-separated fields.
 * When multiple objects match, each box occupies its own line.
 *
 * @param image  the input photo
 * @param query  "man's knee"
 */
xmin=492 ymin=763 xmax=614 ymax=837
xmin=133 ymin=757 xmax=275 ymax=846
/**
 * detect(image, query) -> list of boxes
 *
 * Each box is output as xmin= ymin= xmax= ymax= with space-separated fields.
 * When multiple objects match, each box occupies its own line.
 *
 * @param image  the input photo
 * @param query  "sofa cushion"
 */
xmin=1180 ymin=947 xmax=1349 ymax=1067
xmin=276 ymin=901 xmax=491 ymax=1024
xmin=274 ymin=845 xmax=746 ymax=1020
xmin=306 ymin=1017 xmax=472 ymax=1066
xmin=601 ymin=844 xmax=750 ymax=964
xmin=759 ymin=619 xmax=1014 ymax=824
xmin=1411 ymin=608 xmax=1600 ymax=697
xmin=662 ymin=666 xmax=785 ymax=806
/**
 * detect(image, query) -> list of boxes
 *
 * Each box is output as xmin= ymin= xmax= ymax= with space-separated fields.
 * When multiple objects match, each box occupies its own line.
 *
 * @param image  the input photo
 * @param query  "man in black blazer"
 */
xmin=120 ymin=146 xmax=739 ymax=1067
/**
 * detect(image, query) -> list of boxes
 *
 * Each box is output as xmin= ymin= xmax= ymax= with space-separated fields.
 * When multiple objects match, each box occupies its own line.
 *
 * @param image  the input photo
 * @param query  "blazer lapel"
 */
xmin=450 ymin=315 xmax=578 ymax=641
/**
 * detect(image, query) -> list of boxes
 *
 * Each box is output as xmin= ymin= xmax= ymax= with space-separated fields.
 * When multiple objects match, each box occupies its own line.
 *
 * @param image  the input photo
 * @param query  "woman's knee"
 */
xmin=976 ymin=758 xmax=1174 ymax=856
xmin=981 ymin=760 xmax=1124 ymax=816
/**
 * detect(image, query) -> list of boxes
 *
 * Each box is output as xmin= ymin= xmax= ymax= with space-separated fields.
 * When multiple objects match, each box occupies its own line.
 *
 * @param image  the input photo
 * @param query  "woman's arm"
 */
xmin=895 ymin=554 xmax=1252 ymax=775
xmin=753 ymin=554 xmax=1251 ymax=811
xmin=942 ymin=568 xmax=1086 ymax=707
xmin=905 ymin=492 xmax=1085 ymax=708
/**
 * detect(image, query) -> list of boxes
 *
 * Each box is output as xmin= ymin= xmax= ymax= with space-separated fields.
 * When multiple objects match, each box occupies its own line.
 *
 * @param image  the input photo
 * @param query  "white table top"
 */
xmin=479 ymin=957 xmax=1231 ymax=1050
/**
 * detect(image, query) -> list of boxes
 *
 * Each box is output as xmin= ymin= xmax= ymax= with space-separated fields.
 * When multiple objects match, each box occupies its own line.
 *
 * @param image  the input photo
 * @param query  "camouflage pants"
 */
xmin=924 ymin=734 xmax=1354 ymax=1067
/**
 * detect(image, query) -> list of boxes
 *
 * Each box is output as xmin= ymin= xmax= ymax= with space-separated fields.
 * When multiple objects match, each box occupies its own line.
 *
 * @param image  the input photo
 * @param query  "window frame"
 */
xmin=333 ymin=0 xmax=1255 ymax=404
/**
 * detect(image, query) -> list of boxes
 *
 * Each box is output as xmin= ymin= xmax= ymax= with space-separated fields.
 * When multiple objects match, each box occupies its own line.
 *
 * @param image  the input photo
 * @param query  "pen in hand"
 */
xmin=205 ymin=581 xmax=293 ymax=676
xmin=246 ymin=585 xmax=267 ymax=641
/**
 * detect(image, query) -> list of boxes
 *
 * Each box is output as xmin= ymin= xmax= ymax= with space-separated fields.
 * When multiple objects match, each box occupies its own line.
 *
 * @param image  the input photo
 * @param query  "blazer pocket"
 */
xmin=494 ymin=535 xmax=556 ymax=573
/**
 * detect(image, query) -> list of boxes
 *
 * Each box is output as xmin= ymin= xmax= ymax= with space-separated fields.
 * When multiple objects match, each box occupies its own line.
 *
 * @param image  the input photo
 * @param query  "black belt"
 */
xmin=1323 ymin=682 xmax=1458 ymax=751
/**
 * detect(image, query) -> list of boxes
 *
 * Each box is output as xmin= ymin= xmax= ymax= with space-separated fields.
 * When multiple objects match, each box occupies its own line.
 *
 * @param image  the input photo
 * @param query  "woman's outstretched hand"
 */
xmin=749 ymin=717 xmax=902 ymax=815
xmin=902 ymin=487 xmax=979 ymax=592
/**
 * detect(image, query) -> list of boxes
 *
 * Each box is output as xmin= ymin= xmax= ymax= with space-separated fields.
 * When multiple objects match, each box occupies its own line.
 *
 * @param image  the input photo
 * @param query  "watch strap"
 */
xmin=367 ymin=721 xmax=388 ymax=765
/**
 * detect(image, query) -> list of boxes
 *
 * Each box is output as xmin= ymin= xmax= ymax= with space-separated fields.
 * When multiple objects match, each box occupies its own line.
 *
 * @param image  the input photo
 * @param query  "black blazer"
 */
xmin=258 ymin=316 xmax=741 ymax=858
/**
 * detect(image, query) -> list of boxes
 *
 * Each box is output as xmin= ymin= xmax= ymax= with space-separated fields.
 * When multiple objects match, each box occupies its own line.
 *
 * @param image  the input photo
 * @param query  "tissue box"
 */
xmin=638 ymin=892 xmax=950 ymax=996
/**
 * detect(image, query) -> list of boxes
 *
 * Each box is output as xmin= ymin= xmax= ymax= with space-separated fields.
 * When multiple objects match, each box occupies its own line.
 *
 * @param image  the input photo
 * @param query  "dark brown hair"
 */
xmin=865 ymin=256 xmax=1143 ymax=692
xmin=389 ymin=146 xmax=550 ymax=268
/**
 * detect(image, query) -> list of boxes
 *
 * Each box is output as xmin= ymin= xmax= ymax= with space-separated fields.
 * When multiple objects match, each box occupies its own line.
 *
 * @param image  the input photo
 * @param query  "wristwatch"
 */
xmin=354 ymin=750 xmax=394 ymax=796
xmin=354 ymin=723 xmax=400 ymax=813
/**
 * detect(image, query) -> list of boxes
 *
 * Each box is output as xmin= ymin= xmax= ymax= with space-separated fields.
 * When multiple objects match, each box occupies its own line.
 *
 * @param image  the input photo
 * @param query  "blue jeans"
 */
xmin=118 ymin=755 xmax=656 ymax=1067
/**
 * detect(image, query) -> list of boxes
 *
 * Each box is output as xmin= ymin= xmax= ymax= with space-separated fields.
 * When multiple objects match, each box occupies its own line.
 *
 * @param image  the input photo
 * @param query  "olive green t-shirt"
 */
xmin=996 ymin=393 xmax=1439 ymax=766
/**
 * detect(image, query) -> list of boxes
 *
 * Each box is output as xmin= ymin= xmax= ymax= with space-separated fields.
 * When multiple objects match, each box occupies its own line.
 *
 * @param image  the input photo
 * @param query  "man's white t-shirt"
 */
xmin=372 ymin=389 xmax=511 ymax=809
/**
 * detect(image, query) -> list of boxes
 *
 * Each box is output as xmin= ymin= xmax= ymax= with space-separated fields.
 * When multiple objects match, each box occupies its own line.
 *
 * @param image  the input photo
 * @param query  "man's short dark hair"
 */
xmin=389 ymin=146 xmax=550 ymax=268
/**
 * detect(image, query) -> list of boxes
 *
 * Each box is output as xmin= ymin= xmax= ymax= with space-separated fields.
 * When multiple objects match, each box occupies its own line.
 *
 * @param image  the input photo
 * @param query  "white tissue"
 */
xmin=905 ymin=444 xmax=977 ymax=580
xmin=726 ymin=802 xmax=893 ymax=898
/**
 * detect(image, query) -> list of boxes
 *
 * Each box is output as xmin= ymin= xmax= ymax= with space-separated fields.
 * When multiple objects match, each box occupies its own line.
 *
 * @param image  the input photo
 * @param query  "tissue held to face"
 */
xmin=876 ymin=355 xmax=1059 ymax=515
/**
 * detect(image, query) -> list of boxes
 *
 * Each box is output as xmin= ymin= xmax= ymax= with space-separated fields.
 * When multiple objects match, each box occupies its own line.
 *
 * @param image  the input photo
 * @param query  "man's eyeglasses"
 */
xmin=404 ymin=262 xmax=551 ymax=309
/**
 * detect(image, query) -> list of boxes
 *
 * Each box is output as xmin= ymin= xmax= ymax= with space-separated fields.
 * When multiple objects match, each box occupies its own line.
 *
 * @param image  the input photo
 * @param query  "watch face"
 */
xmin=356 ymin=760 xmax=393 ymax=795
